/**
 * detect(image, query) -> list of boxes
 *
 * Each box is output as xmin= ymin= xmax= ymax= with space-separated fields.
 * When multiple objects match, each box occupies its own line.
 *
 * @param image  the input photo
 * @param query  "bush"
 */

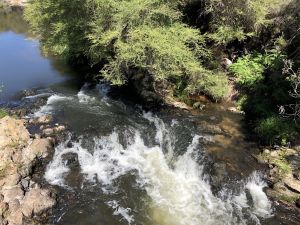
xmin=229 ymin=54 xmax=265 ymax=88
xmin=229 ymin=51 xmax=285 ymax=88
xmin=255 ymin=116 xmax=297 ymax=145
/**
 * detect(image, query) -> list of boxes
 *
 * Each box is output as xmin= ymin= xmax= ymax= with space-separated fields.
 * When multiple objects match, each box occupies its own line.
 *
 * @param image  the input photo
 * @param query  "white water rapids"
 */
xmin=33 ymin=88 xmax=273 ymax=225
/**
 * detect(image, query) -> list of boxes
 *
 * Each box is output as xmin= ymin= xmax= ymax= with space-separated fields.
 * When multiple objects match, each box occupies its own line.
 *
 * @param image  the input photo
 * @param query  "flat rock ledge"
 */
xmin=0 ymin=116 xmax=56 ymax=225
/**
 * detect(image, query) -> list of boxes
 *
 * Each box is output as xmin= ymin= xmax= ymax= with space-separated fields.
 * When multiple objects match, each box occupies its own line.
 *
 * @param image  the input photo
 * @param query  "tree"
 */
xmin=25 ymin=0 xmax=229 ymax=100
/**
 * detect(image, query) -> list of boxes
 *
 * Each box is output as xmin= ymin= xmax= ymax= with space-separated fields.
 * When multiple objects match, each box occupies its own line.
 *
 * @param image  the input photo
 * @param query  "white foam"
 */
xmin=106 ymin=200 xmax=134 ymax=224
xmin=24 ymin=92 xmax=53 ymax=99
xmin=245 ymin=172 xmax=273 ymax=218
xmin=45 ymin=113 xmax=273 ymax=225
xmin=33 ymin=94 xmax=72 ymax=117
xmin=77 ymin=90 xmax=96 ymax=103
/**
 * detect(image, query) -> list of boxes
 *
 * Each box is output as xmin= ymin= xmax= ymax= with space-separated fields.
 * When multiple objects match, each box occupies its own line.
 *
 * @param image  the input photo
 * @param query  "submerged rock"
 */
xmin=30 ymin=115 xmax=53 ymax=124
xmin=62 ymin=152 xmax=79 ymax=168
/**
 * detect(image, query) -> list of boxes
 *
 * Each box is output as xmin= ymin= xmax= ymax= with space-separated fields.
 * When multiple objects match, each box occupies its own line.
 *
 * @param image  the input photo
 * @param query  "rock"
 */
xmin=0 ymin=116 xmax=30 ymax=149
xmin=221 ymin=58 xmax=233 ymax=69
xmin=296 ymin=198 xmax=300 ymax=208
xmin=8 ymin=199 xmax=20 ymax=213
xmin=197 ymin=121 xmax=223 ymax=135
xmin=251 ymin=154 xmax=265 ymax=164
xmin=210 ymin=162 xmax=228 ymax=189
xmin=228 ymin=107 xmax=244 ymax=114
xmin=54 ymin=125 xmax=66 ymax=133
xmin=21 ymin=188 xmax=55 ymax=217
xmin=36 ymin=115 xmax=52 ymax=124
xmin=0 ymin=116 xmax=55 ymax=223
xmin=209 ymin=116 xmax=217 ymax=121
xmin=2 ymin=0 xmax=28 ymax=8
xmin=6 ymin=209 xmax=23 ymax=225
xmin=22 ymin=138 xmax=52 ymax=163
xmin=285 ymin=148 xmax=298 ymax=156
xmin=22 ymin=90 xmax=35 ymax=97
xmin=293 ymin=170 xmax=300 ymax=181
xmin=270 ymin=150 xmax=279 ymax=157
xmin=0 ymin=174 xmax=21 ymax=188
xmin=264 ymin=149 xmax=270 ymax=154
xmin=28 ymin=180 xmax=39 ymax=189
xmin=193 ymin=102 xmax=205 ymax=110
xmin=42 ymin=128 xmax=54 ymax=136
xmin=34 ymin=134 xmax=41 ymax=139
xmin=62 ymin=153 xmax=79 ymax=168
xmin=1 ymin=186 xmax=24 ymax=203
xmin=0 ymin=201 xmax=8 ymax=215
xmin=284 ymin=174 xmax=300 ymax=193
xmin=20 ymin=179 xmax=29 ymax=190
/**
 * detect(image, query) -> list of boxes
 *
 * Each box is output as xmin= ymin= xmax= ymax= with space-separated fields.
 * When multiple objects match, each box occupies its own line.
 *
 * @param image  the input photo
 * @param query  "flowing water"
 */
xmin=0 ymin=9 xmax=299 ymax=225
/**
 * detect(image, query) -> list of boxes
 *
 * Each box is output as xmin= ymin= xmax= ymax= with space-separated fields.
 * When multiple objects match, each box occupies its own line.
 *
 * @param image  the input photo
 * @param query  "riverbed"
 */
xmin=0 ymin=8 xmax=299 ymax=225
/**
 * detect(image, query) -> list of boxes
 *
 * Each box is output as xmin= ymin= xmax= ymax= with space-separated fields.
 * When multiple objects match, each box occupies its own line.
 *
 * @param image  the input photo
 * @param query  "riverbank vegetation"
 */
xmin=24 ymin=0 xmax=300 ymax=145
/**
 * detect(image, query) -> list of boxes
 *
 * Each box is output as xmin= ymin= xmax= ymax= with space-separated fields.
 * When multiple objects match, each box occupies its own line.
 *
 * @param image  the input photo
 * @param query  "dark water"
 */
xmin=1 ymin=9 xmax=300 ymax=225
xmin=0 ymin=9 xmax=75 ymax=102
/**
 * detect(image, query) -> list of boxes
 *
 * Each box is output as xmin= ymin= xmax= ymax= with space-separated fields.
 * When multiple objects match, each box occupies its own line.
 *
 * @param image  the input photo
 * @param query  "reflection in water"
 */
xmin=0 ymin=9 xmax=76 ymax=102
xmin=0 ymin=7 xmax=29 ymax=34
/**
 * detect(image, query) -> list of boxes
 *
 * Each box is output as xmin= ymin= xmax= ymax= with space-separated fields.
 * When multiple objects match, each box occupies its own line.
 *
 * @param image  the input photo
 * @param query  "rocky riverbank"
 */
xmin=0 ymin=116 xmax=56 ymax=225
xmin=256 ymin=147 xmax=300 ymax=206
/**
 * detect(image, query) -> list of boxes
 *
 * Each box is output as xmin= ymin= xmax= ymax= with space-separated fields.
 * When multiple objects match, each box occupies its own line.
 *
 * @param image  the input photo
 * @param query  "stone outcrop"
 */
xmin=260 ymin=147 xmax=300 ymax=206
xmin=0 ymin=0 xmax=27 ymax=8
xmin=0 ymin=116 xmax=56 ymax=225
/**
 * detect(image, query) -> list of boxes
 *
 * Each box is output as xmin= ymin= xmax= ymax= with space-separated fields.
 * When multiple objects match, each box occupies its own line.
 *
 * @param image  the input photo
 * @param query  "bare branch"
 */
xmin=280 ymin=60 xmax=300 ymax=121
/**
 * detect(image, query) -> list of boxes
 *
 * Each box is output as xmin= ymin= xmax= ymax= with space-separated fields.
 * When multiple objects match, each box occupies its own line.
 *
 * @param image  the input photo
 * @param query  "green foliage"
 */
xmin=261 ymin=148 xmax=292 ymax=179
xmin=24 ymin=0 xmax=91 ymax=59
xmin=0 ymin=109 xmax=7 ymax=119
xmin=229 ymin=54 xmax=265 ymax=88
xmin=255 ymin=116 xmax=296 ymax=145
xmin=207 ymin=26 xmax=247 ymax=45
xmin=202 ymin=0 xmax=291 ymax=45
xmin=25 ymin=0 xmax=229 ymax=100
xmin=186 ymin=70 xmax=229 ymax=100
xmin=230 ymin=51 xmax=286 ymax=88
xmin=229 ymin=50 xmax=299 ymax=144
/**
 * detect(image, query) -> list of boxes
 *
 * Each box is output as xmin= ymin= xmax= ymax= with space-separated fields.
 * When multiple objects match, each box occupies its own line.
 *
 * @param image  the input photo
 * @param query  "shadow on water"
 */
xmin=0 ymin=8 xmax=83 ymax=103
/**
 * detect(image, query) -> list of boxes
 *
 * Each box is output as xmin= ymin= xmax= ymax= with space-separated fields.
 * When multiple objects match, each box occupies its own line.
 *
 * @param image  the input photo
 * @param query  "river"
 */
xmin=0 ymin=8 xmax=298 ymax=225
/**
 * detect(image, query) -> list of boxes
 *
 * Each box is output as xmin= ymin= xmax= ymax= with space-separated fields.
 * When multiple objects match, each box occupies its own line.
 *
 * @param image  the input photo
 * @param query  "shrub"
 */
xmin=229 ymin=54 xmax=265 ymax=88
xmin=255 ymin=116 xmax=296 ymax=145
xmin=229 ymin=51 xmax=285 ymax=88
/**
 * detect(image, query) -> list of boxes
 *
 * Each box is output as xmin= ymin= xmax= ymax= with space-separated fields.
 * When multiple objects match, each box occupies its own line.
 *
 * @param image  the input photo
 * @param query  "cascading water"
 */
xmin=30 ymin=84 xmax=273 ymax=225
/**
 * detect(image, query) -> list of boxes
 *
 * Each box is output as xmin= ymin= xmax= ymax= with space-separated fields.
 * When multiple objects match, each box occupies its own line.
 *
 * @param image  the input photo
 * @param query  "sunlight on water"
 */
xmin=40 ymin=91 xmax=273 ymax=225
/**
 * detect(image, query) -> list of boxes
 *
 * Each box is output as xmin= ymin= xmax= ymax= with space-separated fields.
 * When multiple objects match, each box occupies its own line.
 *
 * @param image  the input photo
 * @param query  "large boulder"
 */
xmin=1 ymin=186 xmax=24 ymax=203
xmin=22 ymin=138 xmax=52 ymax=164
xmin=21 ymin=187 xmax=55 ymax=218
xmin=0 ymin=116 xmax=29 ymax=149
